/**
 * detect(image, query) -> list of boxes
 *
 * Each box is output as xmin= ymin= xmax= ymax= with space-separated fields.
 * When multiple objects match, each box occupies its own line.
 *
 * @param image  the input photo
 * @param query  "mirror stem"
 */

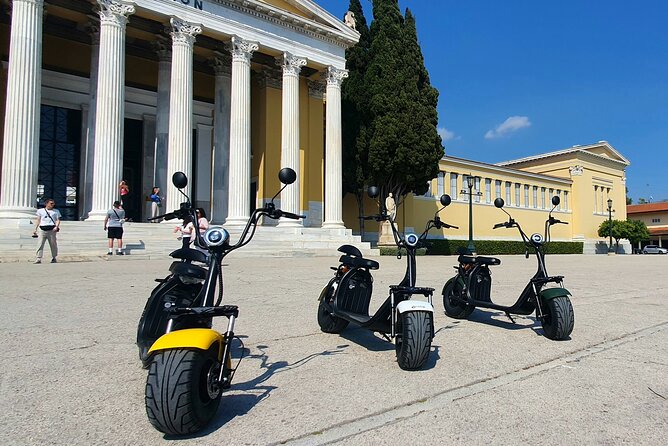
xmin=270 ymin=184 xmax=288 ymax=203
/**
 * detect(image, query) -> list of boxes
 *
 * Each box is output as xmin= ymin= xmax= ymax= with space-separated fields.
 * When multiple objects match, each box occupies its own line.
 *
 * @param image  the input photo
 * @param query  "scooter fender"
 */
xmin=539 ymin=287 xmax=571 ymax=300
xmin=148 ymin=328 xmax=223 ymax=356
xmin=442 ymin=276 xmax=465 ymax=296
xmin=396 ymin=300 xmax=434 ymax=314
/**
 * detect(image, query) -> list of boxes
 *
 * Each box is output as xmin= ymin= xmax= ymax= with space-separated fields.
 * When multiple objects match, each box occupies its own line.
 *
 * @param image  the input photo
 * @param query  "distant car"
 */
xmin=642 ymin=245 xmax=668 ymax=254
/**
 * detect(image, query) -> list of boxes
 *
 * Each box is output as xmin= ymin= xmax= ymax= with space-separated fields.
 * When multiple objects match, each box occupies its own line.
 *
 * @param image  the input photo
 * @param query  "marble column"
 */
xmin=0 ymin=0 xmax=44 ymax=220
xmin=87 ymin=0 xmax=135 ymax=220
xmin=153 ymin=36 xmax=171 ymax=196
xmin=80 ymin=17 xmax=100 ymax=220
xmin=225 ymin=36 xmax=258 ymax=227
xmin=277 ymin=52 xmax=306 ymax=228
xmin=210 ymin=52 xmax=231 ymax=224
xmin=165 ymin=18 xmax=201 ymax=213
xmin=322 ymin=66 xmax=348 ymax=229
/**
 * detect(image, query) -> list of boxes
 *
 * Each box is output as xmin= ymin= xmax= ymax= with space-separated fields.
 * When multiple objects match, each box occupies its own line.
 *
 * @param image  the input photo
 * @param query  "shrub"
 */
xmin=422 ymin=239 xmax=583 ymax=256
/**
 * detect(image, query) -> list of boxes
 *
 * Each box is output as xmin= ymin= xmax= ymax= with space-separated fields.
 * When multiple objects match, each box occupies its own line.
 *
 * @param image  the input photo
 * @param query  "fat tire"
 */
xmin=395 ymin=311 xmax=432 ymax=370
xmin=541 ymin=296 xmax=574 ymax=340
xmin=443 ymin=281 xmax=475 ymax=319
xmin=145 ymin=348 xmax=221 ymax=435
xmin=317 ymin=300 xmax=349 ymax=333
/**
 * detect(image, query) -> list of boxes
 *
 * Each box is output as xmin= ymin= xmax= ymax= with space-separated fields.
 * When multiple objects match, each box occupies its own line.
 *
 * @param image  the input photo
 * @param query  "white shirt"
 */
xmin=36 ymin=208 xmax=61 ymax=226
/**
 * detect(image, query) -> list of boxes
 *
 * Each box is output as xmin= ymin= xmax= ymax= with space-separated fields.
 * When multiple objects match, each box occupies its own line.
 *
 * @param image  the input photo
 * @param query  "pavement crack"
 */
xmin=278 ymin=321 xmax=668 ymax=446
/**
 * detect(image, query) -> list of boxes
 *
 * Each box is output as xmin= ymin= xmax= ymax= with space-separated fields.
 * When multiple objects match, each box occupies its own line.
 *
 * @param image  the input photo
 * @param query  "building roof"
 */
xmin=627 ymin=202 xmax=668 ymax=214
xmin=497 ymin=141 xmax=630 ymax=168
xmin=648 ymin=226 xmax=668 ymax=236
xmin=442 ymin=155 xmax=572 ymax=185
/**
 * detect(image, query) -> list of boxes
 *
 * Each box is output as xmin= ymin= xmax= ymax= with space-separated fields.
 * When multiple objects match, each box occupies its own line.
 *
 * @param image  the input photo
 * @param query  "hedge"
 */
xmin=379 ymin=239 xmax=583 ymax=256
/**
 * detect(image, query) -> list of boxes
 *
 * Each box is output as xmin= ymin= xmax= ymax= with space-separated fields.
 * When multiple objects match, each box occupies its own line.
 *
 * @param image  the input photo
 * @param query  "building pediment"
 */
xmin=498 ymin=141 xmax=630 ymax=169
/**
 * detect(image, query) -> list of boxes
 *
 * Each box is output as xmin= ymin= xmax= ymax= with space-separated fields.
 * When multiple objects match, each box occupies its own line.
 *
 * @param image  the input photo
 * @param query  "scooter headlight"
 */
xmin=405 ymin=233 xmax=419 ymax=247
xmin=204 ymin=226 xmax=229 ymax=247
xmin=530 ymin=233 xmax=543 ymax=244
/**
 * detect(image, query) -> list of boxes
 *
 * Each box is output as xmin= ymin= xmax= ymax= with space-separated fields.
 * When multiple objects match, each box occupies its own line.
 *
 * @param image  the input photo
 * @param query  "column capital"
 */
xmin=85 ymin=15 xmax=101 ymax=45
xmin=170 ymin=17 xmax=202 ymax=46
xmin=97 ymin=0 xmax=135 ymax=26
xmin=7 ymin=0 xmax=44 ymax=7
xmin=326 ymin=66 xmax=348 ymax=87
xmin=254 ymin=67 xmax=282 ymax=89
xmin=228 ymin=36 xmax=258 ymax=63
xmin=277 ymin=52 xmax=307 ymax=77
xmin=152 ymin=36 xmax=171 ymax=62
xmin=210 ymin=50 xmax=232 ymax=76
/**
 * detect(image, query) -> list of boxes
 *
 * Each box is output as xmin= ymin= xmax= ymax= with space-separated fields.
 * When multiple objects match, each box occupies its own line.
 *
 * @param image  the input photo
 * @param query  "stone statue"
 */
xmin=385 ymin=193 xmax=396 ymax=222
xmin=344 ymin=11 xmax=356 ymax=30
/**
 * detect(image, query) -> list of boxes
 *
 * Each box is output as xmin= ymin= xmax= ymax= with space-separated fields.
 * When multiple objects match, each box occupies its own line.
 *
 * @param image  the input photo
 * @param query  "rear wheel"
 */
xmin=540 ymin=296 xmax=574 ymax=340
xmin=443 ymin=280 xmax=475 ymax=319
xmin=317 ymin=300 xmax=349 ymax=333
xmin=145 ymin=347 xmax=222 ymax=435
xmin=395 ymin=311 xmax=432 ymax=370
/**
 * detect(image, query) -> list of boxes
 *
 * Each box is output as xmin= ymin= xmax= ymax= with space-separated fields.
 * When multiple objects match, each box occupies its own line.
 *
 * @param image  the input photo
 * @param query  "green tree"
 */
xmin=626 ymin=219 xmax=650 ymax=250
xmin=626 ymin=186 xmax=632 ymax=205
xmin=364 ymin=0 xmax=443 ymax=205
xmin=597 ymin=219 xmax=630 ymax=254
xmin=637 ymin=197 xmax=648 ymax=204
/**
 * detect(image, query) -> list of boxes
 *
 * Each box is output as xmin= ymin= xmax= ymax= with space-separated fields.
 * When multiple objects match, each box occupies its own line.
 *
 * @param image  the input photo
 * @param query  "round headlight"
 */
xmin=204 ymin=226 xmax=229 ymax=247
xmin=530 ymin=233 xmax=543 ymax=244
xmin=405 ymin=233 xmax=419 ymax=247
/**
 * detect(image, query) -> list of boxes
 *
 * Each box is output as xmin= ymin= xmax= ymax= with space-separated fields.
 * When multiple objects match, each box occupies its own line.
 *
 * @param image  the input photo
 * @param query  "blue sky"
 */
xmin=315 ymin=0 xmax=668 ymax=203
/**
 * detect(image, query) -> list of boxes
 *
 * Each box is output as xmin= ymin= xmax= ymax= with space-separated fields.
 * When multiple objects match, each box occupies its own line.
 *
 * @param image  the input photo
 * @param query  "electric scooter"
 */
xmin=317 ymin=191 xmax=457 ymax=370
xmin=139 ymin=168 xmax=304 ymax=435
xmin=442 ymin=195 xmax=574 ymax=340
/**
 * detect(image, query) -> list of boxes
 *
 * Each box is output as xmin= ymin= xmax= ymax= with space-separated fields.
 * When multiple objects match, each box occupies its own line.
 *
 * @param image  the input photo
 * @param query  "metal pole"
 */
xmin=467 ymin=181 xmax=475 ymax=254
xmin=608 ymin=206 xmax=613 ymax=253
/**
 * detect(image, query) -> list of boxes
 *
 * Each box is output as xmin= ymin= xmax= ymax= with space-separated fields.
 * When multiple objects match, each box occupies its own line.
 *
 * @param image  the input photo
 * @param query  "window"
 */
xmin=549 ymin=188 xmax=554 ymax=206
xmin=450 ymin=173 xmax=458 ymax=199
xmin=423 ymin=180 xmax=433 ymax=197
xmin=462 ymin=175 xmax=471 ymax=201
xmin=652 ymin=218 xmax=661 ymax=223
xmin=437 ymin=172 xmax=444 ymax=196
xmin=541 ymin=187 xmax=546 ymax=209
xmin=475 ymin=177 xmax=481 ymax=202
xmin=533 ymin=186 xmax=538 ymax=208
xmin=515 ymin=183 xmax=521 ymax=207
xmin=594 ymin=186 xmax=598 ymax=214
xmin=495 ymin=180 xmax=501 ymax=200
xmin=506 ymin=182 xmax=512 ymax=205
xmin=485 ymin=178 xmax=492 ymax=203
xmin=524 ymin=185 xmax=529 ymax=208
xmin=564 ymin=191 xmax=569 ymax=210
xmin=556 ymin=190 xmax=562 ymax=210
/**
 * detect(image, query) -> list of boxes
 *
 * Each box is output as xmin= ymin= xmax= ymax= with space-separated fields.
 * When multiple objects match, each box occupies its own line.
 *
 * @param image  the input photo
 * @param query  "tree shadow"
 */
xmin=166 ymin=339 xmax=346 ymax=439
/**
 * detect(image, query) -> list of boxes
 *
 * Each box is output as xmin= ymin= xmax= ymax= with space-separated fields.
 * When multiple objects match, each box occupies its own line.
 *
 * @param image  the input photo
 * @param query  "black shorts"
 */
xmin=107 ymin=227 xmax=123 ymax=239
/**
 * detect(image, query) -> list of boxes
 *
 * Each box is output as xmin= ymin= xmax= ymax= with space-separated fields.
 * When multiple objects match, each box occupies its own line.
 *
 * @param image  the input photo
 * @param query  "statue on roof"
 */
xmin=344 ymin=11 xmax=356 ymax=30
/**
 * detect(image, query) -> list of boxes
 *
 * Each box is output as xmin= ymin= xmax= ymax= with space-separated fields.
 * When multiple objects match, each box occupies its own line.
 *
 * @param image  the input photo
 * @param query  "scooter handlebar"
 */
xmin=276 ymin=210 xmax=306 ymax=220
xmin=493 ymin=222 xmax=506 ymax=229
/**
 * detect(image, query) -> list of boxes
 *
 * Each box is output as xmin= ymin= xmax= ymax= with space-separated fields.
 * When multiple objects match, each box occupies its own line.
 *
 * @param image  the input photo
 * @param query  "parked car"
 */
xmin=642 ymin=245 xmax=668 ymax=254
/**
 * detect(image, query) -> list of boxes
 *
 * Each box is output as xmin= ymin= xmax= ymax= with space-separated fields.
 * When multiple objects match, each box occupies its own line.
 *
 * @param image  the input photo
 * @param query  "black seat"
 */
xmin=338 ymin=244 xmax=363 ymax=257
xmin=169 ymin=261 xmax=207 ymax=280
xmin=458 ymin=255 xmax=501 ymax=266
xmin=354 ymin=257 xmax=379 ymax=270
xmin=169 ymin=248 xmax=207 ymax=263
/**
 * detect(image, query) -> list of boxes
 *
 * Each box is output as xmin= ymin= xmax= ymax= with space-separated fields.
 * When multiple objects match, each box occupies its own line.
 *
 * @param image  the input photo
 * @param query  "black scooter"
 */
xmin=317 ymin=191 xmax=457 ymax=370
xmin=137 ymin=168 xmax=304 ymax=435
xmin=442 ymin=195 xmax=574 ymax=340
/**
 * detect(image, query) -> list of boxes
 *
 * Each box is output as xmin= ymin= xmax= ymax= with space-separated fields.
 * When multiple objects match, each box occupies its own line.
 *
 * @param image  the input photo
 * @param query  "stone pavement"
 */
xmin=0 ymin=254 xmax=666 ymax=445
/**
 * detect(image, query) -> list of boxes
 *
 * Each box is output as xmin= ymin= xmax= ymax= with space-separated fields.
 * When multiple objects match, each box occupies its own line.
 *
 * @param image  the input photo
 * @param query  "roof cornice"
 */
xmin=442 ymin=155 xmax=572 ymax=185
xmin=498 ymin=142 xmax=630 ymax=168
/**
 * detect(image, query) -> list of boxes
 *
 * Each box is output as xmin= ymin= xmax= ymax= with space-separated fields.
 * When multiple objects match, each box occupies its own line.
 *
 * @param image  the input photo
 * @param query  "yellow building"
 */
xmin=344 ymin=142 xmax=631 ymax=254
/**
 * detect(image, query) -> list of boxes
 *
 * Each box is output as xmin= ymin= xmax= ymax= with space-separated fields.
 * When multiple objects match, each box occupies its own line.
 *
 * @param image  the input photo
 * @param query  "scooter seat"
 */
xmin=170 ymin=248 xmax=207 ymax=264
xmin=458 ymin=255 xmax=501 ymax=266
xmin=339 ymin=254 xmax=379 ymax=270
xmin=169 ymin=261 xmax=207 ymax=280
xmin=337 ymin=244 xmax=363 ymax=257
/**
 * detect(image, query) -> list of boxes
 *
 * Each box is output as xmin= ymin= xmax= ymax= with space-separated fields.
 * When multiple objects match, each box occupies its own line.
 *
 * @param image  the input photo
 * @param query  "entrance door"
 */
xmin=122 ymin=118 xmax=143 ymax=221
xmin=38 ymin=105 xmax=81 ymax=220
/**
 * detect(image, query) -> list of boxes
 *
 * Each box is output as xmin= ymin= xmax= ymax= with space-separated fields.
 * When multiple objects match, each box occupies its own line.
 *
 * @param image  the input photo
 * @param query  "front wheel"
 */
xmin=145 ymin=347 xmax=222 ymax=435
xmin=317 ymin=300 xmax=349 ymax=333
xmin=395 ymin=311 xmax=433 ymax=370
xmin=540 ymin=296 xmax=574 ymax=340
xmin=443 ymin=279 xmax=475 ymax=319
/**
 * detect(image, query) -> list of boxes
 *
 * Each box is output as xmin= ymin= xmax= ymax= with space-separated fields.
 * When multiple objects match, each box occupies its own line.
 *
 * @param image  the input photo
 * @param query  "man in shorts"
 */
xmin=104 ymin=201 xmax=126 ymax=255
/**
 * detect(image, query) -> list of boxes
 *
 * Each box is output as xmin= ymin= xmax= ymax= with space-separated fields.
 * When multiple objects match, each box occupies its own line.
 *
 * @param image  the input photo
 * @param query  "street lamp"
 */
xmin=607 ymin=198 xmax=614 ymax=254
xmin=461 ymin=175 xmax=482 ymax=255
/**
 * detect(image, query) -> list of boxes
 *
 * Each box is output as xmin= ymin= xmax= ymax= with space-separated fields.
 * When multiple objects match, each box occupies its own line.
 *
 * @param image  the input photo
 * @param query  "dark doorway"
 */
xmin=123 ymin=118 xmax=143 ymax=221
xmin=38 ymin=105 xmax=81 ymax=220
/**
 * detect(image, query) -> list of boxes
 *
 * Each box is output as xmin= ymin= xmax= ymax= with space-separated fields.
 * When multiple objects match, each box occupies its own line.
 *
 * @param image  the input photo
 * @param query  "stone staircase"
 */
xmin=0 ymin=220 xmax=376 ymax=263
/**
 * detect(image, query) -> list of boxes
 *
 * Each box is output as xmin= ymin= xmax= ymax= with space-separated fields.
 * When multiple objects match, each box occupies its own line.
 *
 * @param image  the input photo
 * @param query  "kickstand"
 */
xmin=505 ymin=312 xmax=516 ymax=324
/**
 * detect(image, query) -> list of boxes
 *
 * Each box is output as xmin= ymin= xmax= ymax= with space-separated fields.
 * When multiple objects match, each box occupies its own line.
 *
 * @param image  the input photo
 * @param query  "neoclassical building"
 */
xmin=0 ymin=0 xmax=358 ymax=229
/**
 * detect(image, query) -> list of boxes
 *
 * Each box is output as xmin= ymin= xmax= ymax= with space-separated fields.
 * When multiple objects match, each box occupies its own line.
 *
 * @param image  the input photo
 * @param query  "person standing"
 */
xmin=149 ymin=187 xmax=162 ymax=222
xmin=173 ymin=215 xmax=195 ymax=249
xmin=119 ymin=180 xmax=131 ymax=220
xmin=32 ymin=198 xmax=61 ymax=264
xmin=195 ymin=208 xmax=209 ymax=250
xmin=104 ymin=200 xmax=126 ymax=255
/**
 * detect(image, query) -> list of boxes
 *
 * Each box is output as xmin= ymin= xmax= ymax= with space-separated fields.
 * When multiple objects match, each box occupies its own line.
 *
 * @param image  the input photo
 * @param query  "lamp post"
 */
xmin=607 ymin=198 xmax=614 ymax=254
xmin=461 ymin=175 xmax=481 ymax=255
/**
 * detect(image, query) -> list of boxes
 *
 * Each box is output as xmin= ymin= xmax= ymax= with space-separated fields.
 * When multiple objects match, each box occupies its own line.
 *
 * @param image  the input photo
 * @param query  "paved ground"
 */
xmin=0 ymin=253 xmax=666 ymax=445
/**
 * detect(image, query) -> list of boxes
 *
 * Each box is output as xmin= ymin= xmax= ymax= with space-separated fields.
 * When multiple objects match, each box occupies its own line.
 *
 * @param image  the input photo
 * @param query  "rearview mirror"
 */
xmin=278 ymin=167 xmax=296 ymax=185
xmin=494 ymin=198 xmax=505 ymax=208
xmin=552 ymin=196 xmax=560 ymax=206
xmin=367 ymin=186 xmax=379 ymax=199
xmin=172 ymin=172 xmax=188 ymax=189
xmin=439 ymin=194 xmax=451 ymax=207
